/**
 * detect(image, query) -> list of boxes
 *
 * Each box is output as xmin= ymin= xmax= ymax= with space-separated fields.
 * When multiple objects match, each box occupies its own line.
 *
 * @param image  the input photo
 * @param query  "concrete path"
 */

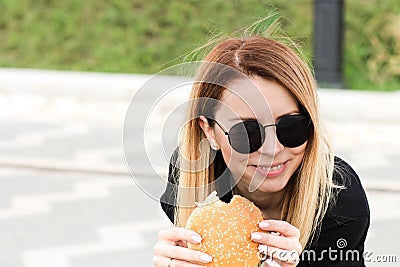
xmin=0 ymin=68 xmax=399 ymax=266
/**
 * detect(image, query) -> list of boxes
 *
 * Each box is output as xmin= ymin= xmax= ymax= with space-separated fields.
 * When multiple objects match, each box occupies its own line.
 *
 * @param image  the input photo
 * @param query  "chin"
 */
xmin=255 ymin=179 xmax=288 ymax=193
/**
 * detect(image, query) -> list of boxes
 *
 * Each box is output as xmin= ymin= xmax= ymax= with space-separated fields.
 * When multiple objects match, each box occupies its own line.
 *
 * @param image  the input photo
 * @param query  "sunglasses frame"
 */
xmin=208 ymin=114 xmax=312 ymax=153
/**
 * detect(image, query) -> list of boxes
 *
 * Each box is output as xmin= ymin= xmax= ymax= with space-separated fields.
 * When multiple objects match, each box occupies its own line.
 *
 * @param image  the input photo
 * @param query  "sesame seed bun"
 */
xmin=186 ymin=192 xmax=265 ymax=267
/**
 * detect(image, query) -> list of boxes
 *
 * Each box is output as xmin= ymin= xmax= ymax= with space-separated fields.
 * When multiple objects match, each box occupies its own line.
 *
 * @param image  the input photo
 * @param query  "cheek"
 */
xmin=215 ymin=134 xmax=250 ymax=173
xmin=288 ymin=141 xmax=308 ymax=155
xmin=286 ymin=142 xmax=308 ymax=171
xmin=219 ymin=145 xmax=243 ymax=168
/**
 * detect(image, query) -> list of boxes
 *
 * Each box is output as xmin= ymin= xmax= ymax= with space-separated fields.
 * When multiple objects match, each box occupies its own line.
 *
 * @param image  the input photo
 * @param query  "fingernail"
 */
xmin=259 ymin=221 xmax=269 ymax=229
xmin=192 ymin=234 xmax=202 ymax=244
xmin=251 ymin=233 xmax=262 ymax=241
xmin=200 ymin=253 xmax=213 ymax=263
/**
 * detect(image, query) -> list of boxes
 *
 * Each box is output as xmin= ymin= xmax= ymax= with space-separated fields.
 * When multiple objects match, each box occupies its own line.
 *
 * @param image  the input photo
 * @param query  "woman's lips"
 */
xmin=253 ymin=161 xmax=287 ymax=177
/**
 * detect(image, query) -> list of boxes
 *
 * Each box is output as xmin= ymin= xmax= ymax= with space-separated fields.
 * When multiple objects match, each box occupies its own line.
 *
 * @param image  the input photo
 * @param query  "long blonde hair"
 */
xmin=174 ymin=35 xmax=336 ymax=249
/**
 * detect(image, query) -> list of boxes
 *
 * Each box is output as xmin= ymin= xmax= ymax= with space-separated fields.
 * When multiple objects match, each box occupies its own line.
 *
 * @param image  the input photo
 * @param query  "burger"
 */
xmin=186 ymin=191 xmax=266 ymax=266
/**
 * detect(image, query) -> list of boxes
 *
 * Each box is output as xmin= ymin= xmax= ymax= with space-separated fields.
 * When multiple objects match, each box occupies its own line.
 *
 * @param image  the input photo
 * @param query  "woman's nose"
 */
xmin=257 ymin=127 xmax=284 ymax=156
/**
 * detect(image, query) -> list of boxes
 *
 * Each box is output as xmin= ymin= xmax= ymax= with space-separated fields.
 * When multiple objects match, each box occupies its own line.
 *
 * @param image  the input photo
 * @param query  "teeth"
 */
xmin=258 ymin=164 xmax=283 ymax=171
xmin=271 ymin=164 xmax=283 ymax=171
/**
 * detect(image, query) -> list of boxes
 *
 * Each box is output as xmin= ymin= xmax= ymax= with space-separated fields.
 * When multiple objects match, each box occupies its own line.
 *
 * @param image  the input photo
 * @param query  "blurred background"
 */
xmin=1 ymin=0 xmax=399 ymax=90
xmin=0 ymin=0 xmax=399 ymax=266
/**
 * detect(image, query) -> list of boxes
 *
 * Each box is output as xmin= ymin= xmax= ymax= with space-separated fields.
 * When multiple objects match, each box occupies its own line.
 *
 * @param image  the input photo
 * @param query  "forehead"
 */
xmin=217 ymin=76 xmax=299 ymax=121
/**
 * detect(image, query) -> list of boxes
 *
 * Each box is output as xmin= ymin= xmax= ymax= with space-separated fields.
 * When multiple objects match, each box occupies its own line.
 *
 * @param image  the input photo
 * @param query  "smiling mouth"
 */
xmin=256 ymin=163 xmax=284 ymax=172
xmin=252 ymin=161 xmax=287 ymax=171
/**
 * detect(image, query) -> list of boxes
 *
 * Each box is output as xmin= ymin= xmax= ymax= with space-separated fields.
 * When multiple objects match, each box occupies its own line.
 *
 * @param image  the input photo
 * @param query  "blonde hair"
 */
xmin=174 ymin=35 xmax=337 ymax=250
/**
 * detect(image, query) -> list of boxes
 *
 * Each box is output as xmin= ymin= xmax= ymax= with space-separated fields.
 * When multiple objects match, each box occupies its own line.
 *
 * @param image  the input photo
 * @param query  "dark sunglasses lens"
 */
xmin=277 ymin=115 xmax=312 ymax=148
xmin=229 ymin=121 xmax=264 ymax=154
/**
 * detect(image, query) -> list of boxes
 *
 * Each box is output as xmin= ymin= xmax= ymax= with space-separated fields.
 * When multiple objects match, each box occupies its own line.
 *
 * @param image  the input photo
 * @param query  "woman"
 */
xmin=154 ymin=36 xmax=370 ymax=266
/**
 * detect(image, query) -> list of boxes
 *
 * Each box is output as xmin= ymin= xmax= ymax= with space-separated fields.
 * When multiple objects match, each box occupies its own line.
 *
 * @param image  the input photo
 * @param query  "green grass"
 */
xmin=0 ymin=0 xmax=399 ymax=90
xmin=344 ymin=0 xmax=400 ymax=90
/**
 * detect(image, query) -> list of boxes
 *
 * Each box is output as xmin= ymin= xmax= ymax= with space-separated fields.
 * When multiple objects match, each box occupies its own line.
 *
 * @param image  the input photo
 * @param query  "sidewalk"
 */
xmin=0 ymin=68 xmax=399 ymax=266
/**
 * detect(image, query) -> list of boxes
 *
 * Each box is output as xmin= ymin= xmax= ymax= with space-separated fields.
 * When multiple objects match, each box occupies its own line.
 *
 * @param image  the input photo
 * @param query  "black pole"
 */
xmin=314 ymin=0 xmax=344 ymax=88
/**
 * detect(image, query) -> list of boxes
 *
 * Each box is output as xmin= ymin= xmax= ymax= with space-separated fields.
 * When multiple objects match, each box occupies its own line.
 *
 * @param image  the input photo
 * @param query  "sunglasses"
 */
xmin=209 ymin=114 xmax=312 ymax=154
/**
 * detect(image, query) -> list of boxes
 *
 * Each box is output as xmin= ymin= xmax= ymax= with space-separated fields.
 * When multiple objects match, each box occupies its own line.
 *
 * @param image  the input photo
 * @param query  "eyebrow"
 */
xmin=227 ymin=110 xmax=300 ymax=122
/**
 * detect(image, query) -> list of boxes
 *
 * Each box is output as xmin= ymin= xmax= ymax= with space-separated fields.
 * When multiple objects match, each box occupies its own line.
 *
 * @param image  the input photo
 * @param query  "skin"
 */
xmin=154 ymin=76 xmax=304 ymax=267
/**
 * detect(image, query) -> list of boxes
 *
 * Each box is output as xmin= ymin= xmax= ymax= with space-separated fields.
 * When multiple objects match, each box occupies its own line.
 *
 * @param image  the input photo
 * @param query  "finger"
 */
xmin=153 ymin=255 xmax=173 ymax=267
xmin=176 ymin=240 xmax=188 ymax=248
xmin=158 ymin=227 xmax=202 ymax=244
xmin=252 ymin=232 xmax=301 ymax=253
xmin=153 ymin=256 xmax=204 ymax=267
xmin=169 ymin=258 xmax=207 ymax=267
xmin=153 ymin=242 xmax=213 ymax=265
xmin=263 ymin=258 xmax=282 ymax=267
xmin=259 ymin=220 xmax=300 ymax=238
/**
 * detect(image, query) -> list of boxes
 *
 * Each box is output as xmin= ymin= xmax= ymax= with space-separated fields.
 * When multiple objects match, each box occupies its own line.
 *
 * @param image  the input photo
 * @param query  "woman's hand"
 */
xmin=153 ymin=226 xmax=213 ymax=267
xmin=250 ymin=220 xmax=302 ymax=267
